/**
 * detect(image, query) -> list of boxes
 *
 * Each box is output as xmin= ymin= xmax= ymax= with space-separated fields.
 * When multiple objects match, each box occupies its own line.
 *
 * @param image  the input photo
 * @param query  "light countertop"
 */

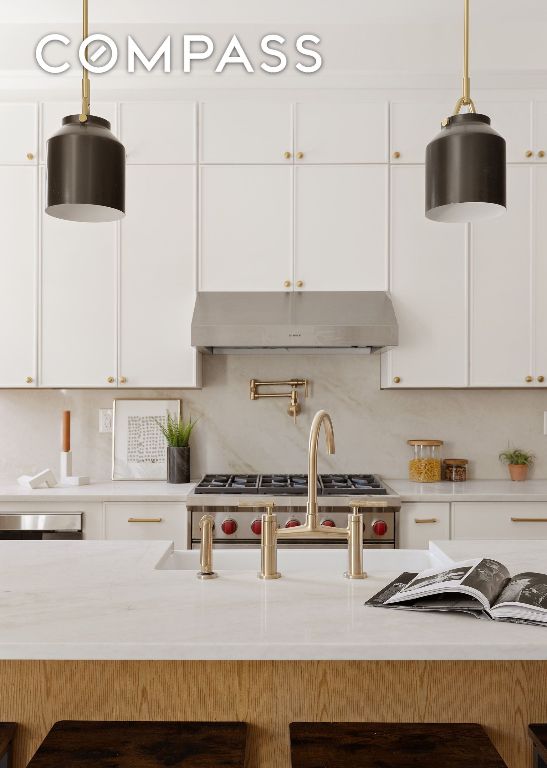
xmin=2 ymin=479 xmax=547 ymax=504
xmin=0 ymin=539 xmax=546 ymax=661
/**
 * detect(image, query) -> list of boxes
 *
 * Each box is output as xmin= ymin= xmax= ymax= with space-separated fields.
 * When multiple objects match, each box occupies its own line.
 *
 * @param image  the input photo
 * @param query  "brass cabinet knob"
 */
xmin=393 ymin=376 xmax=401 ymax=384
xmin=26 ymin=153 xmax=34 ymax=161
xmin=107 ymin=376 xmax=115 ymax=384
xmin=119 ymin=376 xmax=127 ymax=384
xmin=392 ymin=151 xmax=401 ymax=159
xmin=539 ymin=151 xmax=546 ymax=158
xmin=283 ymin=280 xmax=291 ymax=288
xmin=25 ymin=376 xmax=33 ymax=384
xmin=296 ymin=280 xmax=304 ymax=288
xmin=538 ymin=375 xmax=545 ymax=383
xmin=526 ymin=150 xmax=534 ymax=158
xmin=525 ymin=375 xmax=533 ymax=382
xmin=283 ymin=151 xmax=292 ymax=159
xmin=296 ymin=151 xmax=304 ymax=160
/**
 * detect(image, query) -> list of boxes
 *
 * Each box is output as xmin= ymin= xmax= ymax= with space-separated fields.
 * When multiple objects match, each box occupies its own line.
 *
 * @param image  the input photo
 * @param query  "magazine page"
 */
xmin=490 ymin=572 xmax=547 ymax=624
xmin=366 ymin=572 xmax=485 ymax=615
xmin=384 ymin=558 xmax=510 ymax=610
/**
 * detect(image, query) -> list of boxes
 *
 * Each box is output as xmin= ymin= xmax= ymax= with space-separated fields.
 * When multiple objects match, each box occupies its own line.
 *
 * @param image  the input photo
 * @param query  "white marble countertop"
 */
xmin=2 ymin=478 xmax=547 ymax=504
xmin=1 ymin=539 xmax=546 ymax=661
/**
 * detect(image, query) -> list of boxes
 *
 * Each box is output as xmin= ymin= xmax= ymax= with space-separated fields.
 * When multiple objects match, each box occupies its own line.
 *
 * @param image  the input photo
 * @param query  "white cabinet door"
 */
xmin=479 ymin=100 xmax=533 ymax=164
xmin=200 ymin=102 xmax=293 ymax=164
xmin=382 ymin=166 xmax=468 ymax=388
xmin=294 ymin=165 xmax=387 ymax=291
xmin=120 ymin=166 xmax=198 ymax=387
xmin=398 ymin=503 xmax=450 ymax=549
xmin=470 ymin=166 xmax=532 ymax=387
xmin=105 ymin=502 xmax=188 ymax=549
xmin=120 ymin=102 xmax=196 ymax=164
xmin=0 ymin=167 xmax=37 ymax=387
xmin=534 ymin=167 xmax=547 ymax=385
xmin=532 ymin=102 xmax=547 ymax=161
xmin=390 ymin=101 xmax=450 ymax=164
xmin=41 ymin=102 xmax=117 ymax=163
xmin=0 ymin=104 xmax=37 ymax=164
xmin=453 ymin=502 xmax=547 ymax=540
xmin=295 ymin=102 xmax=388 ymax=163
xmin=40 ymin=176 xmax=118 ymax=388
xmin=199 ymin=165 xmax=293 ymax=291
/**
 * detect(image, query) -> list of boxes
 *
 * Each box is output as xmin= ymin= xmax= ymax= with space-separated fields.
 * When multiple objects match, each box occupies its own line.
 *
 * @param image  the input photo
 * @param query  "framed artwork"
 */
xmin=112 ymin=399 xmax=182 ymax=480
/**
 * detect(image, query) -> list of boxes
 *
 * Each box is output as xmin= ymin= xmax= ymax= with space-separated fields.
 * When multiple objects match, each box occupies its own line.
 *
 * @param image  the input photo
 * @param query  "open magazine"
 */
xmin=366 ymin=558 xmax=547 ymax=625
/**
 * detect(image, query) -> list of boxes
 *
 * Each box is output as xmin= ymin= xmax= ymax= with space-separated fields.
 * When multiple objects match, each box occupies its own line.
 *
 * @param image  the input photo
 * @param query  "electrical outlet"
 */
xmin=99 ymin=409 xmax=113 ymax=433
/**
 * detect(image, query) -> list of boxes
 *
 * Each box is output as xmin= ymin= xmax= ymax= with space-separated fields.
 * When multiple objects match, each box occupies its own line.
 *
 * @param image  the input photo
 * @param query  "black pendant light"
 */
xmin=46 ymin=0 xmax=125 ymax=223
xmin=425 ymin=0 xmax=506 ymax=223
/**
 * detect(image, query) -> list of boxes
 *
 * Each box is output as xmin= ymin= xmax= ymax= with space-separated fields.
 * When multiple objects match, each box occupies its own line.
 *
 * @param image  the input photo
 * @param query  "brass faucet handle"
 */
xmin=304 ymin=379 xmax=309 ymax=397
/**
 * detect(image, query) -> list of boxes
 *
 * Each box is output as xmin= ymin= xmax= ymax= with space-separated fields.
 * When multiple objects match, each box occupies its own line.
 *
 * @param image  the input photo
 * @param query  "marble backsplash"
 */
xmin=0 ymin=353 xmax=546 ymax=482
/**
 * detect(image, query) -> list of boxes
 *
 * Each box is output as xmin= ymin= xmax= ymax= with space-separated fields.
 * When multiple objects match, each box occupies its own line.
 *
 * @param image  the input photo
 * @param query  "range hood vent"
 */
xmin=191 ymin=292 xmax=398 ymax=354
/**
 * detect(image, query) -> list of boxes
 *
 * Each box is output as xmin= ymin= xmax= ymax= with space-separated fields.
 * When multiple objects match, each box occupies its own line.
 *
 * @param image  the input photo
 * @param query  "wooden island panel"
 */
xmin=0 ymin=661 xmax=544 ymax=768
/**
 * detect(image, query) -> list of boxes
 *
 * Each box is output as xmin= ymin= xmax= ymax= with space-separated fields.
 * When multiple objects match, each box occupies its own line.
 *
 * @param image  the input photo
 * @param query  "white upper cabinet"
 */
xmin=0 ymin=167 xmax=37 ymax=387
xmin=0 ymin=104 xmax=37 ymax=164
xmin=200 ymin=102 xmax=293 ymax=164
xmin=477 ymin=100 xmax=533 ymax=163
xmin=532 ymin=167 xmax=547 ymax=384
xmin=382 ymin=165 xmax=468 ymax=388
xmin=390 ymin=101 xmax=450 ymax=164
xmin=41 ymin=102 xmax=117 ymax=163
xmin=120 ymin=166 xmax=198 ymax=387
xmin=470 ymin=166 xmax=532 ymax=387
xmin=294 ymin=102 xmax=388 ymax=163
xmin=199 ymin=165 xmax=293 ymax=291
xmin=40 ymin=184 xmax=118 ymax=388
xmin=533 ymin=102 xmax=547 ymax=161
xmin=294 ymin=165 xmax=387 ymax=291
xmin=120 ymin=102 xmax=196 ymax=164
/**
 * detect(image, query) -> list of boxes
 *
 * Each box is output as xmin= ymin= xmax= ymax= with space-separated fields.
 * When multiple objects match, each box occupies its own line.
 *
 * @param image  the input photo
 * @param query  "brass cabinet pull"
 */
xmin=393 ymin=376 xmax=401 ymax=384
xmin=128 ymin=517 xmax=163 ymax=523
xmin=296 ymin=280 xmax=304 ymax=288
xmin=539 ymin=150 xmax=546 ymax=158
xmin=525 ymin=375 xmax=533 ymax=383
xmin=392 ymin=151 xmax=401 ymax=159
xmin=26 ymin=152 xmax=34 ymax=160
xmin=25 ymin=376 xmax=33 ymax=384
xmin=119 ymin=376 xmax=127 ymax=384
xmin=283 ymin=151 xmax=292 ymax=159
xmin=511 ymin=517 xmax=547 ymax=523
xmin=107 ymin=376 xmax=115 ymax=384
xmin=414 ymin=518 xmax=439 ymax=524
xmin=526 ymin=150 xmax=534 ymax=158
xmin=283 ymin=280 xmax=291 ymax=288
xmin=537 ymin=375 xmax=545 ymax=383
xmin=296 ymin=151 xmax=304 ymax=160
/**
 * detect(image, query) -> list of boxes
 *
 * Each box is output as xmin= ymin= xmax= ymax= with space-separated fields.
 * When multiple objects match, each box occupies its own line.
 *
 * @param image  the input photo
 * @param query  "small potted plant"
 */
xmin=499 ymin=447 xmax=535 ymax=482
xmin=156 ymin=413 xmax=197 ymax=484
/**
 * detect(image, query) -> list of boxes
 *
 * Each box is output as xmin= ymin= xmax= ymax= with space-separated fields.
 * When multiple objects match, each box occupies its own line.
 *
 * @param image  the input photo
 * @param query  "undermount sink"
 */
xmin=156 ymin=547 xmax=440 ymax=573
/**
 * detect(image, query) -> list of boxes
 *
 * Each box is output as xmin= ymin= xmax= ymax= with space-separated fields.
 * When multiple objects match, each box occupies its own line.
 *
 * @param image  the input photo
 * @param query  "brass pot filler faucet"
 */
xmin=198 ymin=410 xmax=373 ymax=581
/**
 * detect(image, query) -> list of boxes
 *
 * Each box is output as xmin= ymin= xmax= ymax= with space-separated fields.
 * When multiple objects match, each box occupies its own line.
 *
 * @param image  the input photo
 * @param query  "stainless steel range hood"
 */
xmin=191 ymin=292 xmax=398 ymax=354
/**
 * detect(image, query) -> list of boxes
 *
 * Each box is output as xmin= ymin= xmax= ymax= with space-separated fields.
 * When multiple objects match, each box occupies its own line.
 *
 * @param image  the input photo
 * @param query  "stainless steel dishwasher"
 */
xmin=0 ymin=513 xmax=83 ymax=540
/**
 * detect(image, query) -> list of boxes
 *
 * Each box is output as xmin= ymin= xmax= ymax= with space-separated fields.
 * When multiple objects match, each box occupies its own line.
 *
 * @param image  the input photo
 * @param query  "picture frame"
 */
xmin=112 ymin=398 xmax=182 ymax=481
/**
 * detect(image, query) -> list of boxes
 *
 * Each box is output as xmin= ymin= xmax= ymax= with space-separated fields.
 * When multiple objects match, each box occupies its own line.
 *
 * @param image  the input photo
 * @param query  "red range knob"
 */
xmin=372 ymin=519 xmax=388 ymax=536
xmin=321 ymin=519 xmax=336 ymax=527
xmin=250 ymin=519 xmax=262 ymax=536
xmin=221 ymin=518 xmax=238 ymax=535
xmin=285 ymin=519 xmax=301 ymax=528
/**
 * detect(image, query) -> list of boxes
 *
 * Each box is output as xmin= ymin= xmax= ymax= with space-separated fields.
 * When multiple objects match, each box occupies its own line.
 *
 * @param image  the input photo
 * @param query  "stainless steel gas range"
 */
xmin=187 ymin=474 xmax=400 ymax=549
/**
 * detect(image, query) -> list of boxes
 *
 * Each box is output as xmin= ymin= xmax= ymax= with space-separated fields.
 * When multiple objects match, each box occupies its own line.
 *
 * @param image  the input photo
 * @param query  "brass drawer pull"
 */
xmin=511 ymin=517 xmax=547 ymax=523
xmin=127 ymin=517 xmax=163 ymax=523
xmin=414 ymin=518 xmax=439 ymax=524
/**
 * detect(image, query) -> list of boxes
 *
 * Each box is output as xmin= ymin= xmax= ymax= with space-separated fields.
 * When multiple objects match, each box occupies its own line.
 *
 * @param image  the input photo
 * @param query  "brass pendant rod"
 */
xmin=453 ymin=0 xmax=476 ymax=116
xmin=80 ymin=0 xmax=90 ymax=122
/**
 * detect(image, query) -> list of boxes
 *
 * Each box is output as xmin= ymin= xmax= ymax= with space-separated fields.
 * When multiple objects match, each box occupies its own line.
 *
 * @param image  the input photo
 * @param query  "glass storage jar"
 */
xmin=443 ymin=458 xmax=468 ymax=482
xmin=407 ymin=439 xmax=443 ymax=483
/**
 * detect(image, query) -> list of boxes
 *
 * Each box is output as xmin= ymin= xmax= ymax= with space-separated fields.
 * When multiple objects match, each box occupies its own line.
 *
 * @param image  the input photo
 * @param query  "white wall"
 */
xmin=0 ymin=354 xmax=546 ymax=482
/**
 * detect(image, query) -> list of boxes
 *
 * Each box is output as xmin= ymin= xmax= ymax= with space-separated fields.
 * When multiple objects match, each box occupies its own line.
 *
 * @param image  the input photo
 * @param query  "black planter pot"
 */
xmin=167 ymin=446 xmax=190 ymax=484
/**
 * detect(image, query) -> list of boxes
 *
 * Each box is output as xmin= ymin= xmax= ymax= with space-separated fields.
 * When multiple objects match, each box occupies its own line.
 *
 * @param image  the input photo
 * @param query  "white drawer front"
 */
xmin=398 ymin=503 xmax=450 ymax=549
xmin=104 ymin=503 xmax=188 ymax=549
xmin=453 ymin=502 xmax=547 ymax=540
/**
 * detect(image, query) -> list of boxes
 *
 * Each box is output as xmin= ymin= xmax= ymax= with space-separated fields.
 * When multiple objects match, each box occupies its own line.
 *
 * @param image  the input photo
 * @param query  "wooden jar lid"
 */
xmin=444 ymin=458 xmax=468 ymax=465
xmin=407 ymin=439 xmax=443 ymax=446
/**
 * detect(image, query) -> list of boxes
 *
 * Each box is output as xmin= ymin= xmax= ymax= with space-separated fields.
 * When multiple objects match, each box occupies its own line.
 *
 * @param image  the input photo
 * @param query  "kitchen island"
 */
xmin=0 ymin=539 xmax=546 ymax=767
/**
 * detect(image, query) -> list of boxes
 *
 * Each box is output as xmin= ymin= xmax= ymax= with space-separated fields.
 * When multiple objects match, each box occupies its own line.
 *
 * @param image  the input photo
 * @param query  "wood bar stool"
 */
xmin=529 ymin=724 xmax=547 ymax=768
xmin=0 ymin=723 xmax=16 ymax=768
xmin=290 ymin=723 xmax=508 ymax=767
xmin=27 ymin=721 xmax=247 ymax=768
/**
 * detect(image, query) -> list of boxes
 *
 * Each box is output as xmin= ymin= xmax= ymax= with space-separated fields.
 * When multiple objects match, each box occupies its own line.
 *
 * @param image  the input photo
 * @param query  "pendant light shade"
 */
xmin=425 ymin=113 xmax=506 ymax=223
xmin=425 ymin=0 xmax=506 ymax=224
xmin=45 ymin=0 xmax=125 ymax=223
xmin=46 ymin=115 xmax=125 ymax=223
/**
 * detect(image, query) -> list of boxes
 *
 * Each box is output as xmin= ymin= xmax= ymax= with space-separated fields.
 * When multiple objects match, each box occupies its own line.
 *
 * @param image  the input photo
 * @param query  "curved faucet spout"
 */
xmin=307 ymin=410 xmax=335 ymax=528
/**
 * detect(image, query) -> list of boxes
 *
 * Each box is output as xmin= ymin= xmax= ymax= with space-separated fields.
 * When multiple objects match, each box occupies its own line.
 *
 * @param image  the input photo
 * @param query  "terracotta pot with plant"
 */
xmin=156 ymin=413 xmax=198 ymax=484
xmin=499 ymin=447 xmax=535 ymax=482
